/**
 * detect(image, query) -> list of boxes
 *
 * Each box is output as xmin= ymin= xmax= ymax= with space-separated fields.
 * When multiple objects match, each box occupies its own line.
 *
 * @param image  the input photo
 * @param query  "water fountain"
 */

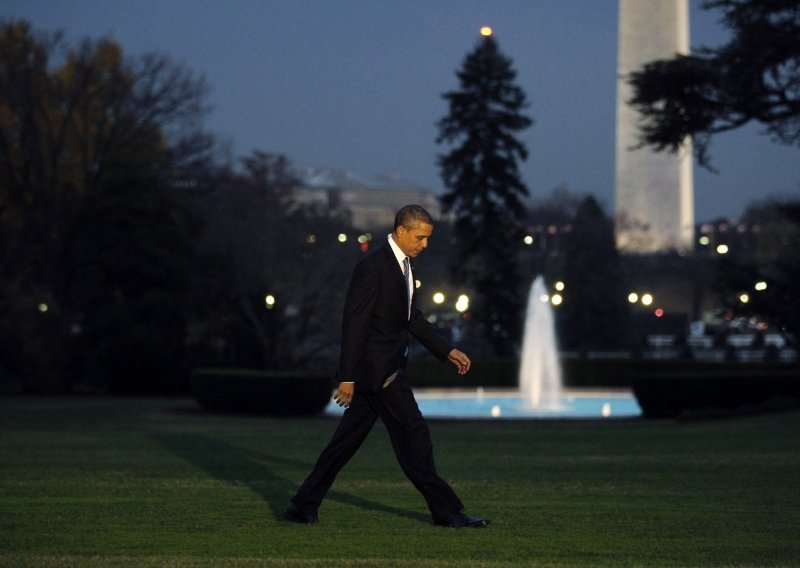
xmin=518 ymin=276 xmax=563 ymax=408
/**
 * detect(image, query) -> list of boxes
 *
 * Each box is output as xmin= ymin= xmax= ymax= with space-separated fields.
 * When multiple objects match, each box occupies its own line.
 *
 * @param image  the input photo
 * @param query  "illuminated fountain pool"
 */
xmin=325 ymin=388 xmax=641 ymax=420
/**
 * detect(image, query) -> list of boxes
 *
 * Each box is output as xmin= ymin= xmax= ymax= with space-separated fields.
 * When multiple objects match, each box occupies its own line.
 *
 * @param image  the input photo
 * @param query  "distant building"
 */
xmin=290 ymin=168 xmax=441 ymax=230
xmin=695 ymin=218 xmax=760 ymax=258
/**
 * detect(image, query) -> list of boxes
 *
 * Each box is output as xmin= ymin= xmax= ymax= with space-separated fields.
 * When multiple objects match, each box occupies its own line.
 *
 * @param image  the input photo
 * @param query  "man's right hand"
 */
xmin=334 ymin=382 xmax=355 ymax=408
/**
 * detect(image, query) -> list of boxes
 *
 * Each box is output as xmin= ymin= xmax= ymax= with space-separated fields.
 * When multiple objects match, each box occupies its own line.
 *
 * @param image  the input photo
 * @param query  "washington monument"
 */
xmin=615 ymin=0 xmax=694 ymax=253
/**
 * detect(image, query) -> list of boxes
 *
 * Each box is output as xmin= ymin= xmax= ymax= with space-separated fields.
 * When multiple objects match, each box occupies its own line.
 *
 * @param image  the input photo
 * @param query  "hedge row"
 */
xmin=191 ymin=369 xmax=333 ymax=415
xmin=632 ymin=367 xmax=800 ymax=419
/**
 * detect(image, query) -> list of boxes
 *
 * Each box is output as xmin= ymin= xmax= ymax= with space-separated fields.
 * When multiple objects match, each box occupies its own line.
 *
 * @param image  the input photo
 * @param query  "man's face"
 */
xmin=394 ymin=222 xmax=433 ymax=258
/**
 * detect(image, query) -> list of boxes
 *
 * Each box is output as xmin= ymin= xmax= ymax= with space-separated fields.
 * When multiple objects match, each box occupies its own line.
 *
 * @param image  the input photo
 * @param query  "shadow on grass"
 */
xmin=153 ymin=431 xmax=429 ymax=524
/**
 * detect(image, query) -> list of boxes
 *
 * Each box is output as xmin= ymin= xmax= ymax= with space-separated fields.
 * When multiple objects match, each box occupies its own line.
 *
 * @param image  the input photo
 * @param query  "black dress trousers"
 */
xmin=290 ymin=369 xmax=464 ymax=522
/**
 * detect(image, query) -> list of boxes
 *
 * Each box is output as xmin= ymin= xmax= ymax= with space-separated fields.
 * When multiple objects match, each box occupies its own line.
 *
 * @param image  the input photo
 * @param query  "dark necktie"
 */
xmin=403 ymin=257 xmax=411 ymax=319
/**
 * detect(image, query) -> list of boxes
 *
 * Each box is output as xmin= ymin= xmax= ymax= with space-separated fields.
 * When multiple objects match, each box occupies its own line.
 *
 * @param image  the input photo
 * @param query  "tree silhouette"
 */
xmin=557 ymin=197 xmax=634 ymax=352
xmin=628 ymin=0 xmax=800 ymax=168
xmin=0 ymin=21 xmax=208 ymax=392
xmin=437 ymin=32 xmax=533 ymax=355
xmin=193 ymin=151 xmax=359 ymax=371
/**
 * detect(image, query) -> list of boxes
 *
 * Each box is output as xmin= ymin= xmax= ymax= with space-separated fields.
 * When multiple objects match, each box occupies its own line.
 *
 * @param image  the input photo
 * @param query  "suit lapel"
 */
xmin=384 ymin=243 xmax=408 ymax=313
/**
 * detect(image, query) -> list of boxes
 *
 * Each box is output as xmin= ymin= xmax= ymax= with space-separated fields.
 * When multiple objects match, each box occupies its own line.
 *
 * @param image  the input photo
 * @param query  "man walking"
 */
xmin=283 ymin=205 xmax=489 ymax=529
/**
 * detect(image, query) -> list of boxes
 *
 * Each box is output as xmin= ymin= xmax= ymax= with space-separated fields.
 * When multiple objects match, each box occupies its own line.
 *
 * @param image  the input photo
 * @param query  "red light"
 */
xmin=654 ymin=308 xmax=664 ymax=318
xmin=360 ymin=242 xmax=369 ymax=253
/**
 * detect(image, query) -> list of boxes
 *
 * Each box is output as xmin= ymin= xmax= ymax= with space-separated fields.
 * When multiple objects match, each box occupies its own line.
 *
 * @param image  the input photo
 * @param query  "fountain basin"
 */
xmin=325 ymin=388 xmax=641 ymax=420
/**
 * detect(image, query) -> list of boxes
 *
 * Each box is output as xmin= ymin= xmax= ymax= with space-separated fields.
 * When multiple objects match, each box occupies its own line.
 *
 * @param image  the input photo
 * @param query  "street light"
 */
xmin=641 ymin=293 xmax=653 ymax=306
xmin=455 ymin=294 xmax=469 ymax=313
xmin=265 ymin=294 xmax=276 ymax=309
xmin=628 ymin=292 xmax=639 ymax=304
xmin=433 ymin=292 xmax=445 ymax=304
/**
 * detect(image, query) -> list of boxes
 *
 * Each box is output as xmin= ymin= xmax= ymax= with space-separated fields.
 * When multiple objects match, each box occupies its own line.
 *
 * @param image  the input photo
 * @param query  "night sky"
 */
xmin=6 ymin=0 xmax=798 ymax=221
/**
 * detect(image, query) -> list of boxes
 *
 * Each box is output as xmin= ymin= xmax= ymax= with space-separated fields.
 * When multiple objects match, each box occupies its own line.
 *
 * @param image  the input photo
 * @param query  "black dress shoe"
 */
xmin=282 ymin=503 xmax=318 ymax=524
xmin=435 ymin=514 xmax=490 ymax=528
xmin=462 ymin=515 xmax=490 ymax=528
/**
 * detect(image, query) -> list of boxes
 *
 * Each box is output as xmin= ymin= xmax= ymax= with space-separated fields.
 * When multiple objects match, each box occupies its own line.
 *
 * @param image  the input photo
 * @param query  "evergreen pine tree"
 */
xmin=557 ymin=197 xmax=634 ymax=352
xmin=437 ymin=31 xmax=533 ymax=355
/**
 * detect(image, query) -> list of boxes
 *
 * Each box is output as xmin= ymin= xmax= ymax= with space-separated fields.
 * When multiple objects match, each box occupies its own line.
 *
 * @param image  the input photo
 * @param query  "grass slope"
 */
xmin=0 ymin=397 xmax=798 ymax=567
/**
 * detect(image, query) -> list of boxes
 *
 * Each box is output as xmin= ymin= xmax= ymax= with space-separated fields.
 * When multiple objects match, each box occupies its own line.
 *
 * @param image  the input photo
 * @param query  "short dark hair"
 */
xmin=394 ymin=204 xmax=433 ymax=231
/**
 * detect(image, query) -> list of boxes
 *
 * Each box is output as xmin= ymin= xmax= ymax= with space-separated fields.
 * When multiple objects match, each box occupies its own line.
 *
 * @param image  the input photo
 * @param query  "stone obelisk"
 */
xmin=615 ymin=0 xmax=694 ymax=253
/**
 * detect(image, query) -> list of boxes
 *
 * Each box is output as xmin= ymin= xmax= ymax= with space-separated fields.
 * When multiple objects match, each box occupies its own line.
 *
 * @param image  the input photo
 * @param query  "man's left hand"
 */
xmin=447 ymin=349 xmax=471 ymax=375
xmin=334 ymin=382 xmax=355 ymax=408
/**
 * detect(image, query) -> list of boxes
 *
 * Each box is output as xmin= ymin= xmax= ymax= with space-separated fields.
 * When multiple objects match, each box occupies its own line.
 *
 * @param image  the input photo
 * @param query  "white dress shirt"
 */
xmin=387 ymin=233 xmax=413 ymax=315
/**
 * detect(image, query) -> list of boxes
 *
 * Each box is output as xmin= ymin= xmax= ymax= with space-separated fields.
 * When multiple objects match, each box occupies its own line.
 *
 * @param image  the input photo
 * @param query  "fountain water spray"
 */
xmin=518 ymin=275 xmax=563 ymax=408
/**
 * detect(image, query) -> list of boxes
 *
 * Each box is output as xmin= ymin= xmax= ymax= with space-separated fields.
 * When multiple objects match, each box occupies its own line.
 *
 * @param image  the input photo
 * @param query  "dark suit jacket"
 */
xmin=337 ymin=242 xmax=453 ymax=393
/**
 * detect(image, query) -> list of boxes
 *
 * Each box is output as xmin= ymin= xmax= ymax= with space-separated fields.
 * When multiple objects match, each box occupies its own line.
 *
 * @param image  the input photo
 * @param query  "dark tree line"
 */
xmin=0 ymin=22 xmax=356 ymax=394
xmin=715 ymin=199 xmax=800 ymax=337
xmin=0 ymin=21 xmax=210 ymax=393
xmin=189 ymin=151 xmax=358 ymax=374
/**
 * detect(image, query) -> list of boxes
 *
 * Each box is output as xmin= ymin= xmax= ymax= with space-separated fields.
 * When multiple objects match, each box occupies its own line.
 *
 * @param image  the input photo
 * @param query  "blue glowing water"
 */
xmin=325 ymin=390 xmax=642 ymax=419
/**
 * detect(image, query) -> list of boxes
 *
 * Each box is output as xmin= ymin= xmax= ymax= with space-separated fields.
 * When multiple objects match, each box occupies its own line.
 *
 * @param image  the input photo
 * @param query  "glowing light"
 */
xmin=602 ymin=403 xmax=612 ymax=417
xmin=337 ymin=233 xmax=347 ymax=243
xmin=739 ymin=293 xmax=750 ymax=304
xmin=433 ymin=292 xmax=445 ymax=304
xmin=415 ymin=279 xmax=421 ymax=289
xmin=755 ymin=281 xmax=767 ymax=291
xmin=551 ymin=294 xmax=563 ymax=306
xmin=265 ymin=294 xmax=276 ymax=309
xmin=455 ymin=294 xmax=470 ymax=313
xmin=357 ymin=234 xmax=368 ymax=243
xmin=523 ymin=235 xmax=534 ymax=245
xmin=654 ymin=308 xmax=664 ymax=318
xmin=38 ymin=303 xmax=48 ymax=313
xmin=716 ymin=244 xmax=729 ymax=254
xmin=480 ymin=26 xmax=493 ymax=37
xmin=539 ymin=294 xmax=550 ymax=303
xmin=628 ymin=292 xmax=639 ymax=304
xmin=306 ymin=234 xmax=317 ymax=244
xmin=554 ymin=281 xmax=565 ymax=291
xmin=491 ymin=404 xmax=502 ymax=417
xmin=641 ymin=293 xmax=653 ymax=306
xmin=698 ymin=235 xmax=710 ymax=246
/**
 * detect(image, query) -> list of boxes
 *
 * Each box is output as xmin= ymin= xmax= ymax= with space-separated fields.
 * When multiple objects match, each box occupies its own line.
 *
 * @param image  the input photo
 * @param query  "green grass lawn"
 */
xmin=0 ymin=397 xmax=798 ymax=567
